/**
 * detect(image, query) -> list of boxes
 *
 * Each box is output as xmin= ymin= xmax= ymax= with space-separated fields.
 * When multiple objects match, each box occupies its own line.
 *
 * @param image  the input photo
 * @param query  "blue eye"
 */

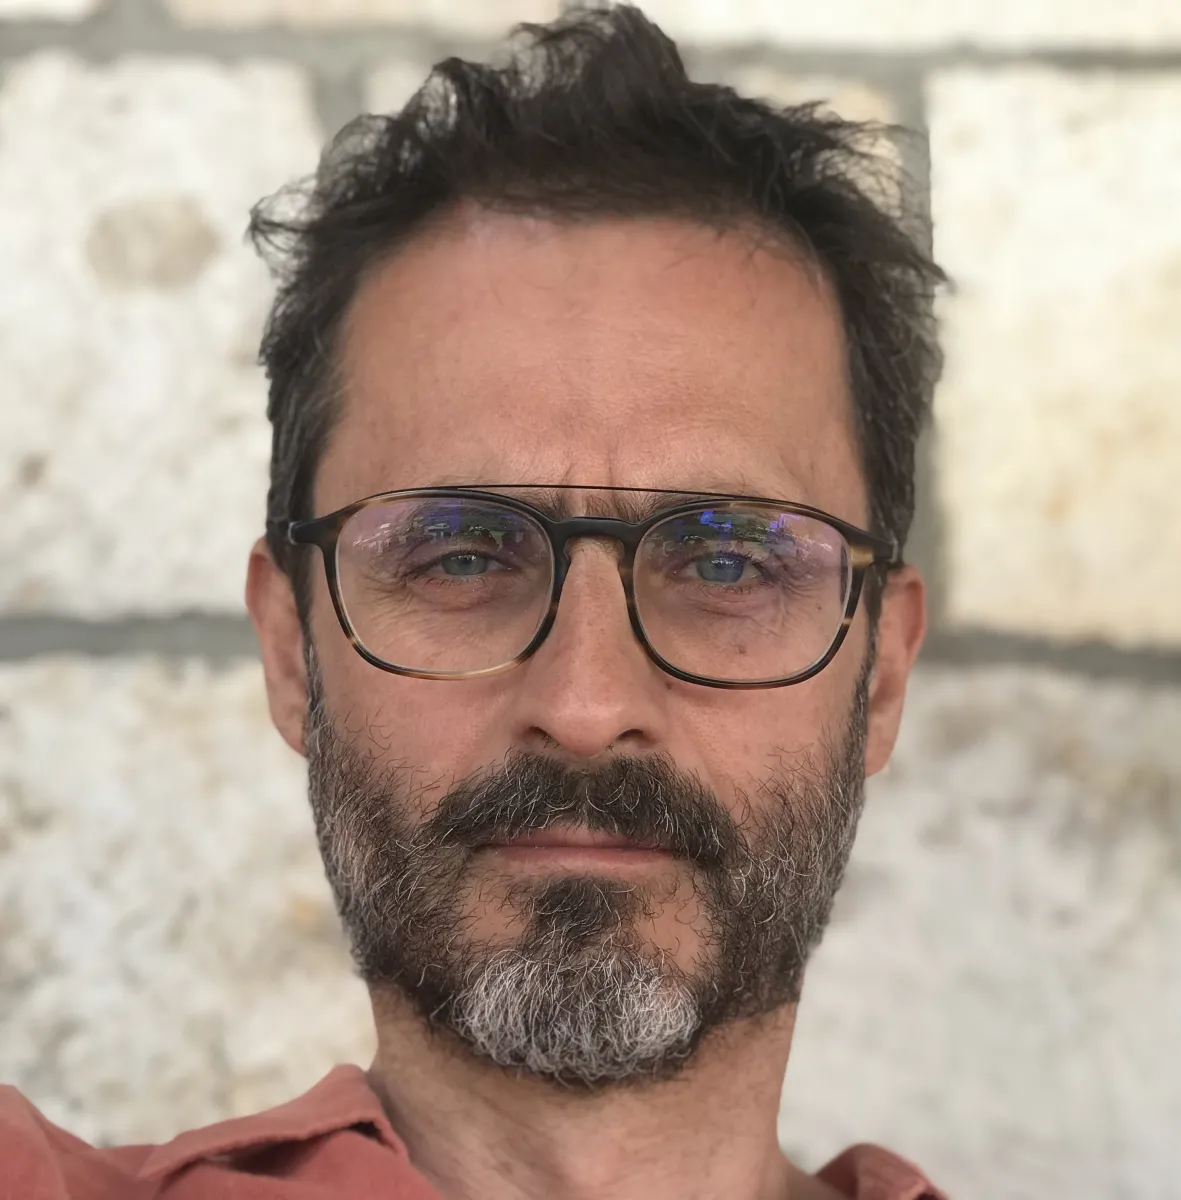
xmin=439 ymin=553 xmax=492 ymax=576
xmin=695 ymin=554 xmax=749 ymax=584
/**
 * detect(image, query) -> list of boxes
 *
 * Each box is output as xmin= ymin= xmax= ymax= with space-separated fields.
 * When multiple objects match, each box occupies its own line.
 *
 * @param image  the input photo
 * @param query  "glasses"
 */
xmin=272 ymin=485 xmax=899 ymax=690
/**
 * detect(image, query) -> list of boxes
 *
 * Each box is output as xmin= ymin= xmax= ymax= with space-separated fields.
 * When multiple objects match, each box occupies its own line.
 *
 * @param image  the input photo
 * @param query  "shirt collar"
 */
xmin=816 ymin=1143 xmax=947 ymax=1200
xmin=136 ymin=1063 xmax=404 ymax=1182
xmin=134 ymin=1066 xmax=945 ymax=1199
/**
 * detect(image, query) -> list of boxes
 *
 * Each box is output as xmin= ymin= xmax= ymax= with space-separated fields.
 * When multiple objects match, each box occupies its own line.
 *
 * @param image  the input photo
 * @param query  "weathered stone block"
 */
xmin=929 ymin=69 xmax=1181 ymax=647
xmin=0 ymin=0 xmax=99 ymax=15
xmin=0 ymin=55 xmax=321 ymax=616
xmin=167 ymin=0 xmax=556 ymax=32
xmin=639 ymin=0 xmax=1181 ymax=48
xmin=1 ymin=658 xmax=1178 ymax=1200
xmin=0 ymin=658 xmax=372 ymax=1145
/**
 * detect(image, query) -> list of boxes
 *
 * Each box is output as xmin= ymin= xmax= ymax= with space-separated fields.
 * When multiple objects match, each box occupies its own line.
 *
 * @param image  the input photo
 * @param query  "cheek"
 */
xmin=675 ymin=643 xmax=865 ymax=789
xmin=311 ymin=608 xmax=516 ymax=784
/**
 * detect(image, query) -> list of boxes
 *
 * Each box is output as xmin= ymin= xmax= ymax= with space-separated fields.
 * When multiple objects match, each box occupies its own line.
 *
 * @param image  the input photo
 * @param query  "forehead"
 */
xmin=318 ymin=209 xmax=864 ymax=523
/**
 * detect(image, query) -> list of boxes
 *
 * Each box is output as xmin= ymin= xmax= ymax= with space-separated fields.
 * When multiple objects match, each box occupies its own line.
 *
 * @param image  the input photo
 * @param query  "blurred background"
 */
xmin=1 ymin=1 xmax=1179 ymax=1197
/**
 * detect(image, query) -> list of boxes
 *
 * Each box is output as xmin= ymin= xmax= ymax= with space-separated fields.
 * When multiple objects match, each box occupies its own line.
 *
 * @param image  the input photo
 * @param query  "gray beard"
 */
xmin=304 ymin=657 xmax=869 ymax=1087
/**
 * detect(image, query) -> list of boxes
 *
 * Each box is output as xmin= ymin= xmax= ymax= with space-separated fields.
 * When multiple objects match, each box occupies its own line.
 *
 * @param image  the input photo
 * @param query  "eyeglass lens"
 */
xmin=333 ymin=497 xmax=852 ymax=683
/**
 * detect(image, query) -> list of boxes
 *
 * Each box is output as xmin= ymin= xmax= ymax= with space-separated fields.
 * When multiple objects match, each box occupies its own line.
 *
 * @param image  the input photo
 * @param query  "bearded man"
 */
xmin=2 ymin=6 xmax=948 ymax=1198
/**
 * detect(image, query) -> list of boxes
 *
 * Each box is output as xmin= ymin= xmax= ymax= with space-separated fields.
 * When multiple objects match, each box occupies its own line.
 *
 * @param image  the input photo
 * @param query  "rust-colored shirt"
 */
xmin=0 ymin=1064 xmax=946 ymax=1199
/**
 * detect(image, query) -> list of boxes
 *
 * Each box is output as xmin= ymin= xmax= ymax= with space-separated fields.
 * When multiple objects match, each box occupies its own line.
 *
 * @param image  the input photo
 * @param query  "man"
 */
xmin=1 ymin=6 xmax=948 ymax=1198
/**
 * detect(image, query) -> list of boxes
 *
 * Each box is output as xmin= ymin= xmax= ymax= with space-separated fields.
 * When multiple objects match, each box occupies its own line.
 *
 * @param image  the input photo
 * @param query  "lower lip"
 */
xmin=479 ymin=844 xmax=675 ymax=871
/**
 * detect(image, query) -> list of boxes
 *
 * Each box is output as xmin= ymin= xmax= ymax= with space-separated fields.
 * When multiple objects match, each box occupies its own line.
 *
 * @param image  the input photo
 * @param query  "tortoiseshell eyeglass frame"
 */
xmin=269 ymin=484 xmax=901 ymax=691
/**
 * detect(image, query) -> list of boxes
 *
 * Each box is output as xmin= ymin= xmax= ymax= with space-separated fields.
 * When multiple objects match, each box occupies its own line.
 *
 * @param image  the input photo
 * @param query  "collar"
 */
xmin=133 ymin=1065 xmax=944 ymax=1199
xmin=816 ymin=1143 xmax=947 ymax=1200
xmin=136 ymin=1064 xmax=404 ymax=1181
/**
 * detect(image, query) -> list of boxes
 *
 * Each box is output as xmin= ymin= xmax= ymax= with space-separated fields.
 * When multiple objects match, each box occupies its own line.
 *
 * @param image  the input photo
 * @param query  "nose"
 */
xmin=507 ymin=540 xmax=668 ymax=762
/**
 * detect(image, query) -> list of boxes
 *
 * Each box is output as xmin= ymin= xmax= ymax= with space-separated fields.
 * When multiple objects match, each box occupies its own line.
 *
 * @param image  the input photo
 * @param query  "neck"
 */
xmin=364 ymin=989 xmax=835 ymax=1200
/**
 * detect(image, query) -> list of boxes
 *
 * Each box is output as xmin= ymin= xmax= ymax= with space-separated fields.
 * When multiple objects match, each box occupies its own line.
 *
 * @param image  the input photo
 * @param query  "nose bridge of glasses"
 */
xmin=551 ymin=515 xmax=643 ymax=571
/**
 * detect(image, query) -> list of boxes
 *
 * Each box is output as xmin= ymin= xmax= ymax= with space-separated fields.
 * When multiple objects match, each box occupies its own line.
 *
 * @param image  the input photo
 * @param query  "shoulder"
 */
xmin=815 ymin=1142 xmax=948 ymax=1200
xmin=0 ymin=1084 xmax=155 ymax=1199
xmin=0 ymin=1068 xmax=437 ymax=1199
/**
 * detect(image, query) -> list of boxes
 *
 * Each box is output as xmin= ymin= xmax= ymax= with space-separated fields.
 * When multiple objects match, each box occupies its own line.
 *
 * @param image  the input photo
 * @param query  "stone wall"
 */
xmin=1 ymin=3 xmax=1178 ymax=1197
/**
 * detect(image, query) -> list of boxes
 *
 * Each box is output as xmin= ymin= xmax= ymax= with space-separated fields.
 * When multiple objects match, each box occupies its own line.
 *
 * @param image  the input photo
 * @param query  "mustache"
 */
xmin=423 ymin=752 xmax=744 ymax=870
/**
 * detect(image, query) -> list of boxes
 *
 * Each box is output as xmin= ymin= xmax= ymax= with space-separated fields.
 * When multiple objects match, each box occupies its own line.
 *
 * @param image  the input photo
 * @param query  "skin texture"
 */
xmin=247 ymin=210 xmax=927 ymax=1200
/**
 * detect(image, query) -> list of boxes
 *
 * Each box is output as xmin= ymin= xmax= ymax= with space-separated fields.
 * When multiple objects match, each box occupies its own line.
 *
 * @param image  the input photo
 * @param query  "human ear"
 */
xmin=863 ymin=564 xmax=926 ymax=778
xmin=245 ymin=538 xmax=309 ymax=757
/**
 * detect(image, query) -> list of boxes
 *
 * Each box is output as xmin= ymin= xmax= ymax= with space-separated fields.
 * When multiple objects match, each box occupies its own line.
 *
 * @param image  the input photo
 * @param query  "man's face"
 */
xmin=249 ymin=211 xmax=926 ymax=1085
